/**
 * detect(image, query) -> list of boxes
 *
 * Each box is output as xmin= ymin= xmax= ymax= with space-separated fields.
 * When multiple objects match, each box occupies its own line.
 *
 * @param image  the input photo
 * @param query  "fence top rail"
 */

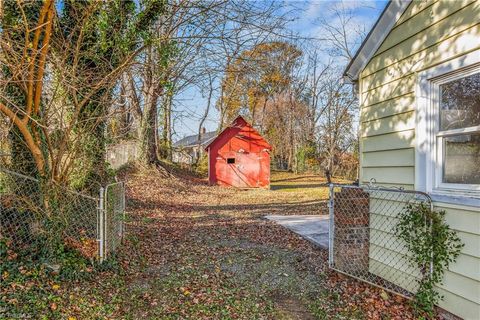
xmin=329 ymin=182 xmax=433 ymax=204
xmin=0 ymin=166 xmax=38 ymax=182
xmin=105 ymin=181 xmax=125 ymax=188
xmin=0 ymin=166 xmax=100 ymax=202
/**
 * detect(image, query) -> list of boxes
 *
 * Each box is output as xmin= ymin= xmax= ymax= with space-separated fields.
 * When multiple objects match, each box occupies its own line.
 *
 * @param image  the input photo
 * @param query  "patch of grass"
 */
xmin=137 ymin=263 xmax=275 ymax=319
xmin=308 ymin=291 xmax=366 ymax=320
xmin=215 ymin=240 xmax=324 ymax=297
xmin=269 ymin=171 xmax=348 ymax=200
xmin=274 ymin=187 xmax=329 ymax=200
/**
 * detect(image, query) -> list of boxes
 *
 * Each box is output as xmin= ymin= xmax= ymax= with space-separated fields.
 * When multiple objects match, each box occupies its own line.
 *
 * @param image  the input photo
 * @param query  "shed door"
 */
xmin=234 ymin=152 xmax=261 ymax=188
xmin=216 ymin=152 xmax=260 ymax=188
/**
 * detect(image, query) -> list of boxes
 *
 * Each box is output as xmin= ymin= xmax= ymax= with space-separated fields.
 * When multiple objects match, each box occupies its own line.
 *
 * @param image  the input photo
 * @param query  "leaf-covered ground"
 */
xmin=2 ymin=167 xmax=424 ymax=319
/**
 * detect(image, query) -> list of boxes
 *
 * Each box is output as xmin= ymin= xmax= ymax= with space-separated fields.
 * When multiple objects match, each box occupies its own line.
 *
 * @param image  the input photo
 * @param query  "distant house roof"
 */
xmin=173 ymin=131 xmax=217 ymax=148
xmin=343 ymin=0 xmax=411 ymax=82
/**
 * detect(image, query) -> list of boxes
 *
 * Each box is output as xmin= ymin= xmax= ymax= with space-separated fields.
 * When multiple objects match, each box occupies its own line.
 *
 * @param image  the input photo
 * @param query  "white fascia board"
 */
xmin=344 ymin=0 xmax=411 ymax=83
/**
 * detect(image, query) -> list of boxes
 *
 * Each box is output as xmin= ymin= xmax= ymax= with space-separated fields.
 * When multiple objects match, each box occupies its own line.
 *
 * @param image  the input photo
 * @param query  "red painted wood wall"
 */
xmin=205 ymin=116 xmax=272 ymax=188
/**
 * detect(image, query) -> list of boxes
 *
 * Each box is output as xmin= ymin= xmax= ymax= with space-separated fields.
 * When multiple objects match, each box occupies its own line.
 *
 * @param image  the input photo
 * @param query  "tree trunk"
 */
xmin=194 ymin=76 xmax=214 ymax=166
xmin=160 ymin=94 xmax=173 ymax=161
xmin=75 ymin=89 xmax=110 ymax=191
xmin=140 ymin=86 xmax=159 ymax=165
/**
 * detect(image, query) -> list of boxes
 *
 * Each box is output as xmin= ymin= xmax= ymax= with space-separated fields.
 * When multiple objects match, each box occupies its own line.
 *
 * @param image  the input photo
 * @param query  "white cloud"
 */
xmin=305 ymin=1 xmax=329 ymax=19
xmin=338 ymin=0 xmax=378 ymax=11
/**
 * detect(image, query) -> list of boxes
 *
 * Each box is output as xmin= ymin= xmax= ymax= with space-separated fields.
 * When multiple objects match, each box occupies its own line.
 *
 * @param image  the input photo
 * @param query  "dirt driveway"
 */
xmin=62 ymin=167 xmax=417 ymax=319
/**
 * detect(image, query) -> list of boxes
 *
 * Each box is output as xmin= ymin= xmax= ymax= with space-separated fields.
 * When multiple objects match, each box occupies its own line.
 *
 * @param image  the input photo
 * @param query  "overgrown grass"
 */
xmin=269 ymin=171 xmax=348 ymax=199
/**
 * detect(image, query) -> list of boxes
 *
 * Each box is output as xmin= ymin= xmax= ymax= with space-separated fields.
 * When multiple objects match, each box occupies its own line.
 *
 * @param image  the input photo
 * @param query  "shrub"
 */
xmin=396 ymin=203 xmax=464 ymax=316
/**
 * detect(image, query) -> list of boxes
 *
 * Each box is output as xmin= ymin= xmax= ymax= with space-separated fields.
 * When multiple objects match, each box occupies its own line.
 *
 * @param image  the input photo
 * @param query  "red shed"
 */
xmin=205 ymin=116 xmax=272 ymax=188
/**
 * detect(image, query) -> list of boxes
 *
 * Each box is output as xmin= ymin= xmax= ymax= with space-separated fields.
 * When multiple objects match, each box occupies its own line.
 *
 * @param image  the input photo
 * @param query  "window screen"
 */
xmin=438 ymin=71 xmax=480 ymax=185
xmin=440 ymin=72 xmax=480 ymax=131
xmin=443 ymin=134 xmax=480 ymax=184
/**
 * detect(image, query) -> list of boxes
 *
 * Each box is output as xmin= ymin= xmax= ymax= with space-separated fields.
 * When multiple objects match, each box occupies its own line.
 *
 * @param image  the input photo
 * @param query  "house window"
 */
xmin=417 ymin=53 xmax=480 ymax=202
xmin=227 ymin=158 xmax=235 ymax=164
xmin=434 ymin=71 xmax=480 ymax=192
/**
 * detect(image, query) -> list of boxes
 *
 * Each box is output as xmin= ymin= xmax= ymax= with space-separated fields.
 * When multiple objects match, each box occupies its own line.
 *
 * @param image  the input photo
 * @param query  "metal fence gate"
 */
xmin=328 ymin=183 xmax=433 ymax=298
xmin=99 ymin=182 xmax=126 ymax=261
xmin=0 ymin=167 xmax=125 ymax=263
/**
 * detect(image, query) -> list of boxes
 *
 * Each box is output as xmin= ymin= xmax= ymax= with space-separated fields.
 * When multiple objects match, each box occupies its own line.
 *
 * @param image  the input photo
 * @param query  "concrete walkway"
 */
xmin=265 ymin=215 xmax=329 ymax=249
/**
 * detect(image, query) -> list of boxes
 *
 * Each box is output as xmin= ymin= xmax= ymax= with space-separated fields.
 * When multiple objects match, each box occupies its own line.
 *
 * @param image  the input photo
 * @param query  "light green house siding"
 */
xmin=358 ymin=1 xmax=480 ymax=319
xmin=368 ymin=194 xmax=421 ymax=293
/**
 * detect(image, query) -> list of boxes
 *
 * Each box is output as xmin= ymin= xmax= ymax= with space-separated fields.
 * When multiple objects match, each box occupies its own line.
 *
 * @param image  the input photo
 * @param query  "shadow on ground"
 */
xmin=270 ymin=183 xmax=328 ymax=190
xmin=61 ymin=167 xmax=417 ymax=319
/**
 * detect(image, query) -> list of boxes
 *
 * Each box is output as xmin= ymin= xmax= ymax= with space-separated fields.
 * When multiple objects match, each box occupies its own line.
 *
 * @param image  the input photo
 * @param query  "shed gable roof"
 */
xmin=205 ymin=116 xmax=271 ymax=151
xmin=343 ymin=0 xmax=411 ymax=82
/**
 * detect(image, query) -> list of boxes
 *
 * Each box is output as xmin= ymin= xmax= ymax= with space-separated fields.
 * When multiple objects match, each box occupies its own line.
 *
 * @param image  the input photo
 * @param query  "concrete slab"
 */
xmin=265 ymin=215 xmax=329 ymax=249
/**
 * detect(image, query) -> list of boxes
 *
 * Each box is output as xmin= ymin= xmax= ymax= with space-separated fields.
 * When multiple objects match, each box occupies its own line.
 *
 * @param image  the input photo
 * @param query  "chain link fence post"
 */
xmin=98 ymin=186 xmax=105 ymax=262
xmin=328 ymin=183 xmax=335 ymax=268
xmin=121 ymin=182 xmax=126 ymax=241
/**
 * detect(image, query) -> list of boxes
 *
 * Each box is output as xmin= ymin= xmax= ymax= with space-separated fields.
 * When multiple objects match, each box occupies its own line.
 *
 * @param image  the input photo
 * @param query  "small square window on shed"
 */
xmin=227 ymin=158 xmax=235 ymax=164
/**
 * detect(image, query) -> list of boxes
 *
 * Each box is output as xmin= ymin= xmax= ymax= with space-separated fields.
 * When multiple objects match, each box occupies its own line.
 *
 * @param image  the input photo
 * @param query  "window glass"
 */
xmin=440 ymin=72 xmax=480 ymax=131
xmin=227 ymin=158 xmax=235 ymax=164
xmin=443 ymin=134 xmax=480 ymax=184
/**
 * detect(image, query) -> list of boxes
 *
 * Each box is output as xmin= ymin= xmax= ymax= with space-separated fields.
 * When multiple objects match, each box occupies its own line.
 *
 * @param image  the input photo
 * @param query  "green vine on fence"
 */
xmin=395 ymin=203 xmax=464 ymax=316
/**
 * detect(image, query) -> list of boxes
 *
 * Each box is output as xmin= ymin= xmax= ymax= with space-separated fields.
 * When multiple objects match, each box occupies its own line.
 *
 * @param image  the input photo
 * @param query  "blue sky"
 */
xmin=173 ymin=0 xmax=388 ymax=141
xmin=290 ymin=0 xmax=386 ymax=33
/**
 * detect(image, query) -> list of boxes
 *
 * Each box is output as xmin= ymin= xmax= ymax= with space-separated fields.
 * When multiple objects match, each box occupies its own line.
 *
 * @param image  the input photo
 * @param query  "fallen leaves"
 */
xmin=181 ymin=287 xmax=191 ymax=296
xmin=380 ymin=290 xmax=389 ymax=301
xmin=2 ymin=167 xmax=438 ymax=319
xmin=107 ymin=167 xmax=427 ymax=319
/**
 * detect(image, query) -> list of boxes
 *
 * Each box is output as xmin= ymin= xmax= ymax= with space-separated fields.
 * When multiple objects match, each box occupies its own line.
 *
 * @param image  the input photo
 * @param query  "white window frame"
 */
xmin=416 ymin=50 xmax=480 ymax=200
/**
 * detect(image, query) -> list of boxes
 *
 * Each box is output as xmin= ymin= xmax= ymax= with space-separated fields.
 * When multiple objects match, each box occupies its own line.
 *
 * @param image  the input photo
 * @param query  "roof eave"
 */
xmin=180 ymin=137 xmax=216 ymax=149
xmin=343 ymin=0 xmax=411 ymax=82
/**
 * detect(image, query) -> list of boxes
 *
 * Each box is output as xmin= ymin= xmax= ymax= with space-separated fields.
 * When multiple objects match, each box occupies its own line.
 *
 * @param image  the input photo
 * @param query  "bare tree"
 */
xmin=121 ymin=0 xmax=223 ymax=164
xmin=305 ymin=3 xmax=371 ymax=178
xmin=120 ymin=0 xmax=291 ymax=165
xmin=316 ymin=68 xmax=358 ymax=179
xmin=194 ymin=72 xmax=215 ymax=166
xmin=0 ymin=0 xmax=163 ymax=185
xmin=314 ymin=3 xmax=368 ymax=61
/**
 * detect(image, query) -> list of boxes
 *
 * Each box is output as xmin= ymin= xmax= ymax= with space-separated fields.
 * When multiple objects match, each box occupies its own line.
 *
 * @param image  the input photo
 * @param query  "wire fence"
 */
xmin=0 ymin=167 xmax=125 ymax=263
xmin=328 ymin=183 xmax=433 ymax=298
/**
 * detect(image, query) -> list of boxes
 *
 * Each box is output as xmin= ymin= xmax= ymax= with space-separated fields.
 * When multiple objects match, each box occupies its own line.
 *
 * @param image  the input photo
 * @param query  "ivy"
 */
xmin=395 ymin=203 xmax=464 ymax=316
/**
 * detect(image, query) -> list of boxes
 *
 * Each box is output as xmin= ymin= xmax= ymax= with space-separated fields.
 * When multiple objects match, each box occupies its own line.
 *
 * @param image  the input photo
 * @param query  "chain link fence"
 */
xmin=0 ymin=167 xmax=125 ymax=263
xmin=328 ymin=183 xmax=433 ymax=298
